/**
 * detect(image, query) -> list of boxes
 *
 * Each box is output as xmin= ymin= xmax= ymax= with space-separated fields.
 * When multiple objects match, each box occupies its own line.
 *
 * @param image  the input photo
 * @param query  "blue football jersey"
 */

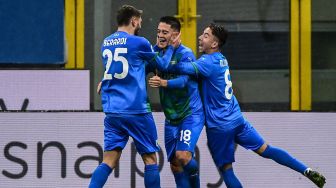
xmin=170 ymin=52 xmax=244 ymax=128
xmin=154 ymin=44 xmax=203 ymax=122
xmin=100 ymin=31 xmax=153 ymax=114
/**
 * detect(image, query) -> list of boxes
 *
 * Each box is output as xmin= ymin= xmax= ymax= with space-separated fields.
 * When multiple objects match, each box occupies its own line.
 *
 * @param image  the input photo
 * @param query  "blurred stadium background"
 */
xmin=0 ymin=0 xmax=335 ymax=187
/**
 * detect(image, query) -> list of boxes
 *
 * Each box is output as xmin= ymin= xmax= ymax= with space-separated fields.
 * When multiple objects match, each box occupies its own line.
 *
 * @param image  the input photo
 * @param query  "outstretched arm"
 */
xmin=148 ymin=75 xmax=189 ymax=89
xmin=138 ymin=45 xmax=174 ymax=71
xmin=169 ymin=61 xmax=199 ymax=76
xmin=139 ymin=33 xmax=181 ymax=71
xmin=169 ymin=56 xmax=212 ymax=78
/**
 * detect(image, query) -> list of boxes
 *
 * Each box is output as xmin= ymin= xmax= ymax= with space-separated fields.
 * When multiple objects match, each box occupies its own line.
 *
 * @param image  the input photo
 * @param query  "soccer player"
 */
xmin=163 ymin=23 xmax=326 ymax=188
xmin=147 ymin=16 xmax=204 ymax=188
xmin=89 ymin=5 xmax=173 ymax=188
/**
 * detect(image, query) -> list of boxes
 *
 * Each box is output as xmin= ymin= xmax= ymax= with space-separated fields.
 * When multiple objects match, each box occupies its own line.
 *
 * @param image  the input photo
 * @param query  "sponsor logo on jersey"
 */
xmin=170 ymin=60 xmax=176 ymax=65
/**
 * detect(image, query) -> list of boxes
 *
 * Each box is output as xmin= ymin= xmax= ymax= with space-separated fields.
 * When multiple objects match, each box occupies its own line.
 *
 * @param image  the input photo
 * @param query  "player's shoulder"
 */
xmin=196 ymin=53 xmax=222 ymax=67
xmin=208 ymin=52 xmax=229 ymax=67
xmin=213 ymin=52 xmax=228 ymax=64
xmin=130 ymin=35 xmax=151 ymax=45
xmin=198 ymin=54 xmax=210 ymax=62
xmin=178 ymin=44 xmax=195 ymax=60
xmin=178 ymin=44 xmax=193 ymax=54
xmin=203 ymin=52 xmax=226 ymax=61
xmin=102 ymin=33 xmax=114 ymax=45
xmin=129 ymin=36 xmax=152 ymax=52
xmin=104 ymin=31 xmax=125 ymax=40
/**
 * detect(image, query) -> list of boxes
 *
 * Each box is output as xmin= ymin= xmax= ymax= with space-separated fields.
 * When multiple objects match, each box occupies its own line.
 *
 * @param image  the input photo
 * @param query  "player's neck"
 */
xmin=117 ymin=25 xmax=135 ymax=35
xmin=206 ymin=48 xmax=220 ymax=54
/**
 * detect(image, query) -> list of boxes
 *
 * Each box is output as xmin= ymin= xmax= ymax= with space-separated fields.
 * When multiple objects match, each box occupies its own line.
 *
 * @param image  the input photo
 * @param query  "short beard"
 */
xmin=134 ymin=26 xmax=140 ymax=36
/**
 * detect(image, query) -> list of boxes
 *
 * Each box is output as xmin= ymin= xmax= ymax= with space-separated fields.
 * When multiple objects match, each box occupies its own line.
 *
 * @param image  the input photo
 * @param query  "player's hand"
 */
xmin=97 ymin=81 xmax=102 ymax=95
xmin=149 ymin=76 xmax=161 ymax=87
xmin=149 ymin=75 xmax=167 ymax=88
xmin=170 ymin=32 xmax=181 ymax=48
xmin=156 ymin=36 xmax=160 ymax=47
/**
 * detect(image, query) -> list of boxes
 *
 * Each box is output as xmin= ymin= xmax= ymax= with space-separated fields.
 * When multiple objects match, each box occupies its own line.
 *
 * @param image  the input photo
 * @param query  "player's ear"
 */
xmin=131 ymin=17 xmax=136 ymax=27
xmin=211 ymin=40 xmax=218 ymax=49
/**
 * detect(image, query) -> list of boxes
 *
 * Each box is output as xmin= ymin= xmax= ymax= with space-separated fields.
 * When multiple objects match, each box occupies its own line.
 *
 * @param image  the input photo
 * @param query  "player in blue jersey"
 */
xmin=147 ymin=16 xmax=204 ymax=188
xmin=164 ymin=23 xmax=326 ymax=188
xmin=89 ymin=5 xmax=174 ymax=188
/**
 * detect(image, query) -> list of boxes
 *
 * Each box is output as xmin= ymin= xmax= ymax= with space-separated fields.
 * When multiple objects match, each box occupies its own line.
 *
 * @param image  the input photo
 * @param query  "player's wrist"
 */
xmin=160 ymin=79 xmax=168 ymax=87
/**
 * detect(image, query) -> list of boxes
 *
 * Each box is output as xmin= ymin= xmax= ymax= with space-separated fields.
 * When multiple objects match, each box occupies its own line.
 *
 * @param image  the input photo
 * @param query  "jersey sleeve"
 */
xmin=153 ymin=44 xmax=161 ymax=52
xmin=145 ymin=61 xmax=155 ymax=75
xmin=165 ymin=48 xmax=194 ymax=88
xmin=140 ymin=37 xmax=154 ymax=52
xmin=138 ymin=45 xmax=174 ymax=71
xmin=180 ymin=50 xmax=196 ymax=62
xmin=169 ymin=56 xmax=212 ymax=78
xmin=167 ymin=75 xmax=189 ymax=88
xmin=137 ymin=38 xmax=156 ymax=60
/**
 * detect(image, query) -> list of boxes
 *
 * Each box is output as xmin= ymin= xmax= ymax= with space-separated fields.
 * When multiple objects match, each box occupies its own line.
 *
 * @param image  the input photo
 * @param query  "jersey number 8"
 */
xmin=224 ymin=69 xmax=233 ymax=100
xmin=103 ymin=48 xmax=129 ymax=80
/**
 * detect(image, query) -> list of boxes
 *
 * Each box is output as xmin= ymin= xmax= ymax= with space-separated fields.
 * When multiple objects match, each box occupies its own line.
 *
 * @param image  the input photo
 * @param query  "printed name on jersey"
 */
xmin=103 ymin=38 xmax=127 ymax=46
xmin=220 ymin=59 xmax=228 ymax=67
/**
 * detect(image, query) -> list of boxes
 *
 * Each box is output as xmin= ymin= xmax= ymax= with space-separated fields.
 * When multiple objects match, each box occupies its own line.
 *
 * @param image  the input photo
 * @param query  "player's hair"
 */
xmin=208 ymin=23 xmax=228 ymax=48
xmin=117 ymin=5 xmax=143 ymax=26
xmin=159 ymin=16 xmax=181 ymax=32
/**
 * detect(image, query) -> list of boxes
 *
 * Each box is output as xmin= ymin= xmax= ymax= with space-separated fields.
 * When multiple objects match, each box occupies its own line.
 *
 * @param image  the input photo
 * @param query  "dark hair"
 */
xmin=117 ymin=5 xmax=143 ymax=26
xmin=208 ymin=23 xmax=228 ymax=48
xmin=159 ymin=16 xmax=181 ymax=32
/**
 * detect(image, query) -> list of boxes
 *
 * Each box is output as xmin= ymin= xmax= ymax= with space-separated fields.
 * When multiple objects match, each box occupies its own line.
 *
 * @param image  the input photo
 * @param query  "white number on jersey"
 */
xmin=180 ymin=129 xmax=192 ymax=146
xmin=103 ymin=48 xmax=129 ymax=80
xmin=224 ymin=69 xmax=233 ymax=100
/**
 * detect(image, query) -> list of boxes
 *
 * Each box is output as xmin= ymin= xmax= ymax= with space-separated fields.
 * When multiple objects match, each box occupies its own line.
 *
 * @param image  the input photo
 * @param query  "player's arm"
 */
xmin=148 ymin=47 xmax=192 ymax=88
xmin=137 ymin=38 xmax=173 ymax=71
xmin=148 ymin=75 xmax=189 ymax=88
xmin=152 ymin=44 xmax=161 ymax=52
xmin=165 ymin=32 xmax=213 ymax=77
xmin=169 ymin=57 xmax=212 ymax=78
xmin=145 ymin=61 xmax=156 ymax=75
xmin=139 ymin=45 xmax=174 ymax=71
xmin=97 ymin=44 xmax=107 ymax=95
xmin=97 ymin=81 xmax=102 ymax=95
xmin=167 ymin=75 xmax=189 ymax=88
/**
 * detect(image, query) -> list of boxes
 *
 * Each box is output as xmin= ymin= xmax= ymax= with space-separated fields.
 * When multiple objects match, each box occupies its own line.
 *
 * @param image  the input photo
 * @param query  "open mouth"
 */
xmin=159 ymin=38 xmax=167 ymax=43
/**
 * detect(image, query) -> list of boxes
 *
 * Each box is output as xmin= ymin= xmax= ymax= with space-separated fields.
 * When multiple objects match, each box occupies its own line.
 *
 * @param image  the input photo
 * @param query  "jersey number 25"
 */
xmin=103 ymin=48 xmax=129 ymax=80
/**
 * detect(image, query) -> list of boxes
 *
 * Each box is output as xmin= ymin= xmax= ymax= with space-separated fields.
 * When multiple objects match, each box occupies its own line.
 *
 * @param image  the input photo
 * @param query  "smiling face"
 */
xmin=157 ymin=22 xmax=175 ymax=49
xmin=198 ymin=27 xmax=219 ymax=54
